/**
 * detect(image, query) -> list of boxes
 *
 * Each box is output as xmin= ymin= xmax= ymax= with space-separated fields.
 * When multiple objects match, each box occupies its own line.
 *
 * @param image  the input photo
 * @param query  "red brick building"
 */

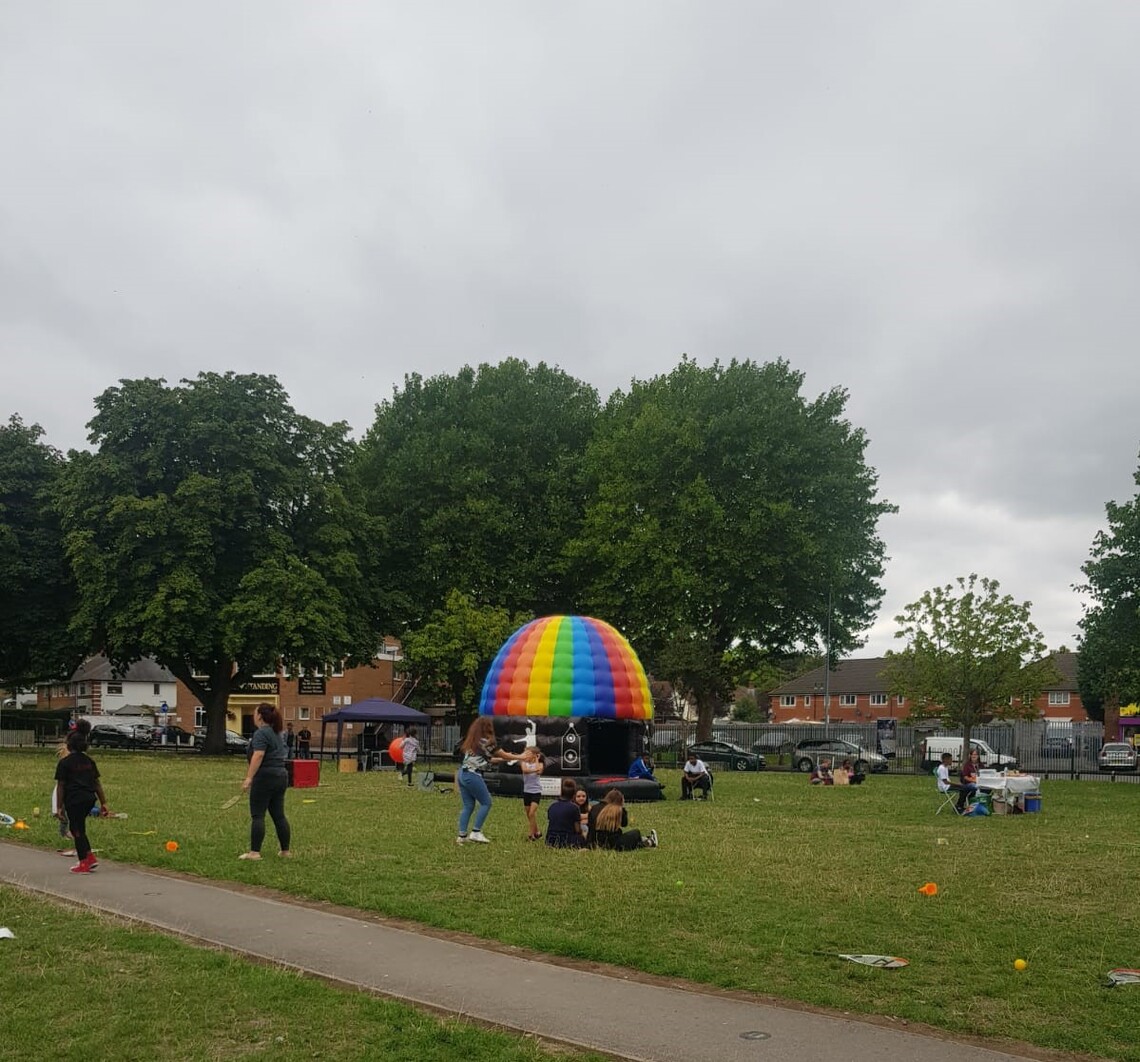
xmin=766 ymin=651 xmax=1087 ymax=724
xmin=174 ymin=642 xmax=411 ymax=744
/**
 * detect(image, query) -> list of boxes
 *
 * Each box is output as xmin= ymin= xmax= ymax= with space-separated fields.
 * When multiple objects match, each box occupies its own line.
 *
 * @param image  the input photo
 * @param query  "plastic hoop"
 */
xmin=0 ymin=813 xmax=15 ymax=827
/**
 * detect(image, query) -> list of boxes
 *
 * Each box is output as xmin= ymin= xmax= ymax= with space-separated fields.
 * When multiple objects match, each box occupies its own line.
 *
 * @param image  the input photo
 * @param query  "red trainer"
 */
xmin=69 ymin=859 xmax=93 ymax=873
xmin=85 ymin=854 xmax=99 ymax=869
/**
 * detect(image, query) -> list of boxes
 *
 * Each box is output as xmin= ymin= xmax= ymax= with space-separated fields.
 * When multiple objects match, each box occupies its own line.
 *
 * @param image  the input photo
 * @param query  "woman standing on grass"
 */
xmin=456 ymin=716 xmax=523 ymax=844
xmin=239 ymin=703 xmax=291 ymax=861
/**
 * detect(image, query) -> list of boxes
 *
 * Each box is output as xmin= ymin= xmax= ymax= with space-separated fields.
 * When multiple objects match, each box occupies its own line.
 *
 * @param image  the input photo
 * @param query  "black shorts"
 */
xmin=522 ymin=793 xmax=542 ymax=807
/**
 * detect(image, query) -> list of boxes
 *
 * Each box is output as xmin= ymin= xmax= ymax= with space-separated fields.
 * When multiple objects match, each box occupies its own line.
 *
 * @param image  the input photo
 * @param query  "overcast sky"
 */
xmin=3 ymin=3 xmax=1138 ymax=656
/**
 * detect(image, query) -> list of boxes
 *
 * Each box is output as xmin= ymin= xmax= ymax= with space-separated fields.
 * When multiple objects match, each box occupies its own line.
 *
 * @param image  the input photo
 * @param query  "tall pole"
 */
xmin=823 ymin=587 xmax=832 ymax=732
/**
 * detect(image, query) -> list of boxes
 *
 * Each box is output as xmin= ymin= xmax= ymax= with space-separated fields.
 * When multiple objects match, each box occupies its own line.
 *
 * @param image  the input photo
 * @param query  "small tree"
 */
xmin=885 ymin=575 xmax=1058 ymax=761
xmin=399 ymin=591 xmax=524 ymax=726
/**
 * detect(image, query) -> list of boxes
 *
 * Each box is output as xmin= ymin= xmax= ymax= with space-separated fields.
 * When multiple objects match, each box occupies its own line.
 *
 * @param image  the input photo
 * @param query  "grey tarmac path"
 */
xmin=0 ymin=843 xmax=1052 ymax=1062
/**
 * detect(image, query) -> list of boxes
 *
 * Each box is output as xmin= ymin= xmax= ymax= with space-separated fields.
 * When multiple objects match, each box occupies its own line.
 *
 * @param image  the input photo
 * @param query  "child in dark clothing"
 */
xmin=54 ymin=729 xmax=108 ymax=873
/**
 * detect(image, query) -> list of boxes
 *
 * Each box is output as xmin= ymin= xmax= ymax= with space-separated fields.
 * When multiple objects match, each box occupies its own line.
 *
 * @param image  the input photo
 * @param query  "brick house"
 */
xmin=174 ymin=641 xmax=410 ymax=743
xmin=766 ymin=651 xmax=1087 ymax=724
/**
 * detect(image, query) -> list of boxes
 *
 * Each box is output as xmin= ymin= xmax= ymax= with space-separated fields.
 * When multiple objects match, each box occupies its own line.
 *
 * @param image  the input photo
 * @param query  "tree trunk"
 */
xmin=199 ymin=685 xmax=234 ymax=755
xmin=695 ymin=692 xmax=717 ymax=742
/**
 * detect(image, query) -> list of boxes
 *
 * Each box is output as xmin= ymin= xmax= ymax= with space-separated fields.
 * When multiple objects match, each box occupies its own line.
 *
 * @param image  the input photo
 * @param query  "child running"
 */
xmin=401 ymin=725 xmax=420 ymax=787
xmin=54 ymin=728 xmax=108 ymax=873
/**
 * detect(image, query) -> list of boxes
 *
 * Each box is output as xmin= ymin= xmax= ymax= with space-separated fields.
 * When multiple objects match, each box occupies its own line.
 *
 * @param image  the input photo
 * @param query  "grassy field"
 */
xmin=3 ymin=749 xmax=1140 ymax=1059
xmin=0 ymin=886 xmax=610 ymax=1062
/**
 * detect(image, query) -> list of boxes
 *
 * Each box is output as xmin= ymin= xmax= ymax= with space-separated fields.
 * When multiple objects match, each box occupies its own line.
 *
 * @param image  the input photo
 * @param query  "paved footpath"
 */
xmin=1 ymin=843 xmax=1051 ymax=1062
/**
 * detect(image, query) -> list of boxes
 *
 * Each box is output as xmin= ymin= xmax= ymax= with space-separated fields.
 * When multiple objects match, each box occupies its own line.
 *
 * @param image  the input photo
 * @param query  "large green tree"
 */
xmin=0 ymin=416 xmax=85 ymax=688
xmin=884 ymin=574 xmax=1058 ymax=755
xmin=399 ymin=590 xmax=524 ymax=724
xmin=572 ymin=357 xmax=894 ymax=738
xmin=355 ymin=359 xmax=599 ymax=627
xmin=56 ymin=373 xmax=387 ymax=753
xmin=1077 ymin=459 xmax=1140 ymax=718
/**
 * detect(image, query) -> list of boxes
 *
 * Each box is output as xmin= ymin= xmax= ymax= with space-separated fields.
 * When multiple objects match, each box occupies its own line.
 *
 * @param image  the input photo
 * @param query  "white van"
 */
xmin=919 ymin=736 xmax=1017 ymax=773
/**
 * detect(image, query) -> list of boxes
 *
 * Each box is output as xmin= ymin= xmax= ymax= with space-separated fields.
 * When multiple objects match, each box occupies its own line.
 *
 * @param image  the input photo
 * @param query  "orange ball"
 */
xmin=388 ymin=737 xmax=406 ymax=764
xmin=165 ymin=840 xmax=179 ymax=852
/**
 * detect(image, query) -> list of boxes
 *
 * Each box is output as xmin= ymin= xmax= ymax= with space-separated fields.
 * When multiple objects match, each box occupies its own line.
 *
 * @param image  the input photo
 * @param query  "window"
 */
xmin=896 ymin=695 xmax=906 ymax=706
xmin=870 ymin=693 xmax=888 ymax=706
xmin=804 ymin=695 xmax=812 ymax=707
xmin=106 ymin=682 xmax=123 ymax=696
xmin=332 ymin=660 xmax=345 ymax=677
xmin=153 ymin=683 xmax=161 ymax=695
xmin=298 ymin=707 xmax=310 ymax=721
xmin=194 ymin=705 xmax=206 ymax=728
xmin=780 ymin=695 xmax=796 ymax=707
xmin=77 ymin=682 xmax=88 ymax=696
xmin=1048 ymin=692 xmax=1070 ymax=706
xmin=839 ymin=694 xmax=857 ymax=706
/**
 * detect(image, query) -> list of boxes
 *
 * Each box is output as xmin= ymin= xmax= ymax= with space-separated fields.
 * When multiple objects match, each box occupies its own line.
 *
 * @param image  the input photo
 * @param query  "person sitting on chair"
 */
xmin=810 ymin=758 xmax=834 ymax=785
xmin=957 ymin=747 xmax=981 ymax=812
xmin=628 ymin=753 xmax=656 ymax=781
xmin=680 ymin=751 xmax=712 ymax=800
xmin=935 ymin=752 xmax=970 ymax=811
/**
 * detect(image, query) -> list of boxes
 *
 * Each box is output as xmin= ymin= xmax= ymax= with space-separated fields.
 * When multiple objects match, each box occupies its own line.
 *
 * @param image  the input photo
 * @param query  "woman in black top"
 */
xmin=239 ymin=703 xmax=291 ymax=861
xmin=545 ymin=778 xmax=586 ymax=848
xmin=54 ymin=728 xmax=108 ymax=873
xmin=588 ymin=789 xmax=656 ymax=851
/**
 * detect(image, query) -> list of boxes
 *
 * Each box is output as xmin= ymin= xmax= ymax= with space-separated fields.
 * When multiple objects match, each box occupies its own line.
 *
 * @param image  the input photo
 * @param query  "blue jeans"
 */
xmin=457 ymin=769 xmax=492 ymax=835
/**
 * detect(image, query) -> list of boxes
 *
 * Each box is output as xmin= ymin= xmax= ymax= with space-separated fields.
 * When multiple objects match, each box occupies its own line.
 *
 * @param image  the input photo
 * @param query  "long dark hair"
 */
xmin=255 ymin=703 xmax=283 ymax=734
xmin=460 ymin=716 xmax=494 ymax=754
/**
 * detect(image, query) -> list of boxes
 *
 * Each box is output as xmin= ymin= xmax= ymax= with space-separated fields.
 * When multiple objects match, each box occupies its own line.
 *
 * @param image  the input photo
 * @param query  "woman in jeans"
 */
xmin=456 ymin=716 xmax=522 ymax=844
xmin=239 ymin=703 xmax=291 ymax=860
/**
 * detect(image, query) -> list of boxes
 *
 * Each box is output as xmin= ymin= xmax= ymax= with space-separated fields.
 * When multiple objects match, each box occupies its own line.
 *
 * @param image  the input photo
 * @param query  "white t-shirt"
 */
xmin=935 ymin=764 xmax=951 ymax=792
xmin=683 ymin=759 xmax=708 ymax=777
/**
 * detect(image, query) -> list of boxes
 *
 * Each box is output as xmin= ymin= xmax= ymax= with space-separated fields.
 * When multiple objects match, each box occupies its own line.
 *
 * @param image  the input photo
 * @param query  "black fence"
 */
xmin=648 ymin=719 xmax=1132 ymax=780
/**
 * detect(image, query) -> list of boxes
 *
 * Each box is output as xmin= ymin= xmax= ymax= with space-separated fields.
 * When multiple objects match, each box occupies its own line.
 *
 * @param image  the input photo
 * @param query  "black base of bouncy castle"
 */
xmin=478 ymin=771 xmax=664 ymax=802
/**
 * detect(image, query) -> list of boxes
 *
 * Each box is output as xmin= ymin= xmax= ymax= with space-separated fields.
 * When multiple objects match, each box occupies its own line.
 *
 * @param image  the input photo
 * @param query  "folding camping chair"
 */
xmin=934 ymin=769 xmax=966 ymax=815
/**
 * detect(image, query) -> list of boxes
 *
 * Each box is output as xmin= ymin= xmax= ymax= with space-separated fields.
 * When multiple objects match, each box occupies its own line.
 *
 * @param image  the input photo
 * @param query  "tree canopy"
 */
xmin=1077 ymin=458 xmax=1140 ymax=718
xmin=55 ymin=372 xmax=386 ymax=753
xmin=571 ymin=357 xmax=894 ymax=738
xmin=0 ymin=415 xmax=84 ymax=687
xmin=399 ymin=590 xmax=524 ymax=720
xmin=354 ymin=359 xmax=599 ymax=628
xmin=884 ymin=574 xmax=1058 ymax=751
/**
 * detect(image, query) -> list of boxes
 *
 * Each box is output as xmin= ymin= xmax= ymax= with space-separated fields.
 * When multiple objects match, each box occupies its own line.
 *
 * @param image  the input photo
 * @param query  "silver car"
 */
xmin=1098 ymin=742 xmax=1139 ymax=772
xmin=792 ymin=737 xmax=888 ymax=774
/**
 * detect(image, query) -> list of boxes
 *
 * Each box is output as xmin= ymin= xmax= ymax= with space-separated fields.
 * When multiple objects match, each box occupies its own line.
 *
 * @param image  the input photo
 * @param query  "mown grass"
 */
xmin=3 ymin=750 xmax=1140 ymax=1059
xmin=0 ymin=886 xmax=610 ymax=1062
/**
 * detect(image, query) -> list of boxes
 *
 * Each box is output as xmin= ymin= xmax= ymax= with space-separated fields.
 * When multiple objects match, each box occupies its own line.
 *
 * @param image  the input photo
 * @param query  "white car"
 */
xmin=1098 ymin=742 xmax=1139 ymax=772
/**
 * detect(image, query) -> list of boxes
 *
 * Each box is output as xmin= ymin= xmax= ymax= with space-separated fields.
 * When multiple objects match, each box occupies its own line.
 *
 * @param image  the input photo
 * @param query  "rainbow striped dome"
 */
xmin=479 ymin=616 xmax=653 ymax=719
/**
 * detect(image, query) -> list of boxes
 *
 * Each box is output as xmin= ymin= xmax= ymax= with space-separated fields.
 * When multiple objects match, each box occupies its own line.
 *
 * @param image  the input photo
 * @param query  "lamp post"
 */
xmin=823 ymin=587 xmax=832 ymax=733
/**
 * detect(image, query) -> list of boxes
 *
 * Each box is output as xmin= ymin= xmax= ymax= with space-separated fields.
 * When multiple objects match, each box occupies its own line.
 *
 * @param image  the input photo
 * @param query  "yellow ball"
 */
xmin=1014 ymin=958 xmax=1027 ymax=971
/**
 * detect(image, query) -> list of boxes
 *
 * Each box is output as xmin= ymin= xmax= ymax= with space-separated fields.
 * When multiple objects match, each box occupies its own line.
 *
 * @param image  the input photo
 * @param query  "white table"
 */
xmin=977 ymin=771 xmax=1039 ymax=804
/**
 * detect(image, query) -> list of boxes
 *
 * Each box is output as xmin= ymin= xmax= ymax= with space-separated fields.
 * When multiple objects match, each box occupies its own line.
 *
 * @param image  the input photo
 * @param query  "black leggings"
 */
xmin=249 ymin=772 xmax=290 ymax=853
xmin=65 ymin=798 xmax=96 ymax=860
xmin=402 ymin=761 xmax=416 ymax=784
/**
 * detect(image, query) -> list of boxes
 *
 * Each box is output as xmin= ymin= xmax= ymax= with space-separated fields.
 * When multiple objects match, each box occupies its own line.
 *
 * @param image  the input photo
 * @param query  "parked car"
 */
xmin=1042 ymin=734 xmax=1075 ymax=757
xmin=1098 ymin=742 xmax=1139 ymax=772
xmin=152 ymin=724 xmax=197 ymax=748
xmin=749 ymin=730 xmax=795 ymax=755
xmin=685 ymin=740 xmax=765 ymax=772
xmin=792 ymin=738 xmax=887 ymax=774
xmin=87 ymin=723 xmax=154 ymax=750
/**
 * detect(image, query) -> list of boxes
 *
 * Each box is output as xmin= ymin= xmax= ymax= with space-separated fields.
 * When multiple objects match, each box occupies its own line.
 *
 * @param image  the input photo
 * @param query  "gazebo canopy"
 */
xmin=321 ymin=700 xmax=430 ymax=724
xmin=319 ymin=699 xmax=432 ymax=762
